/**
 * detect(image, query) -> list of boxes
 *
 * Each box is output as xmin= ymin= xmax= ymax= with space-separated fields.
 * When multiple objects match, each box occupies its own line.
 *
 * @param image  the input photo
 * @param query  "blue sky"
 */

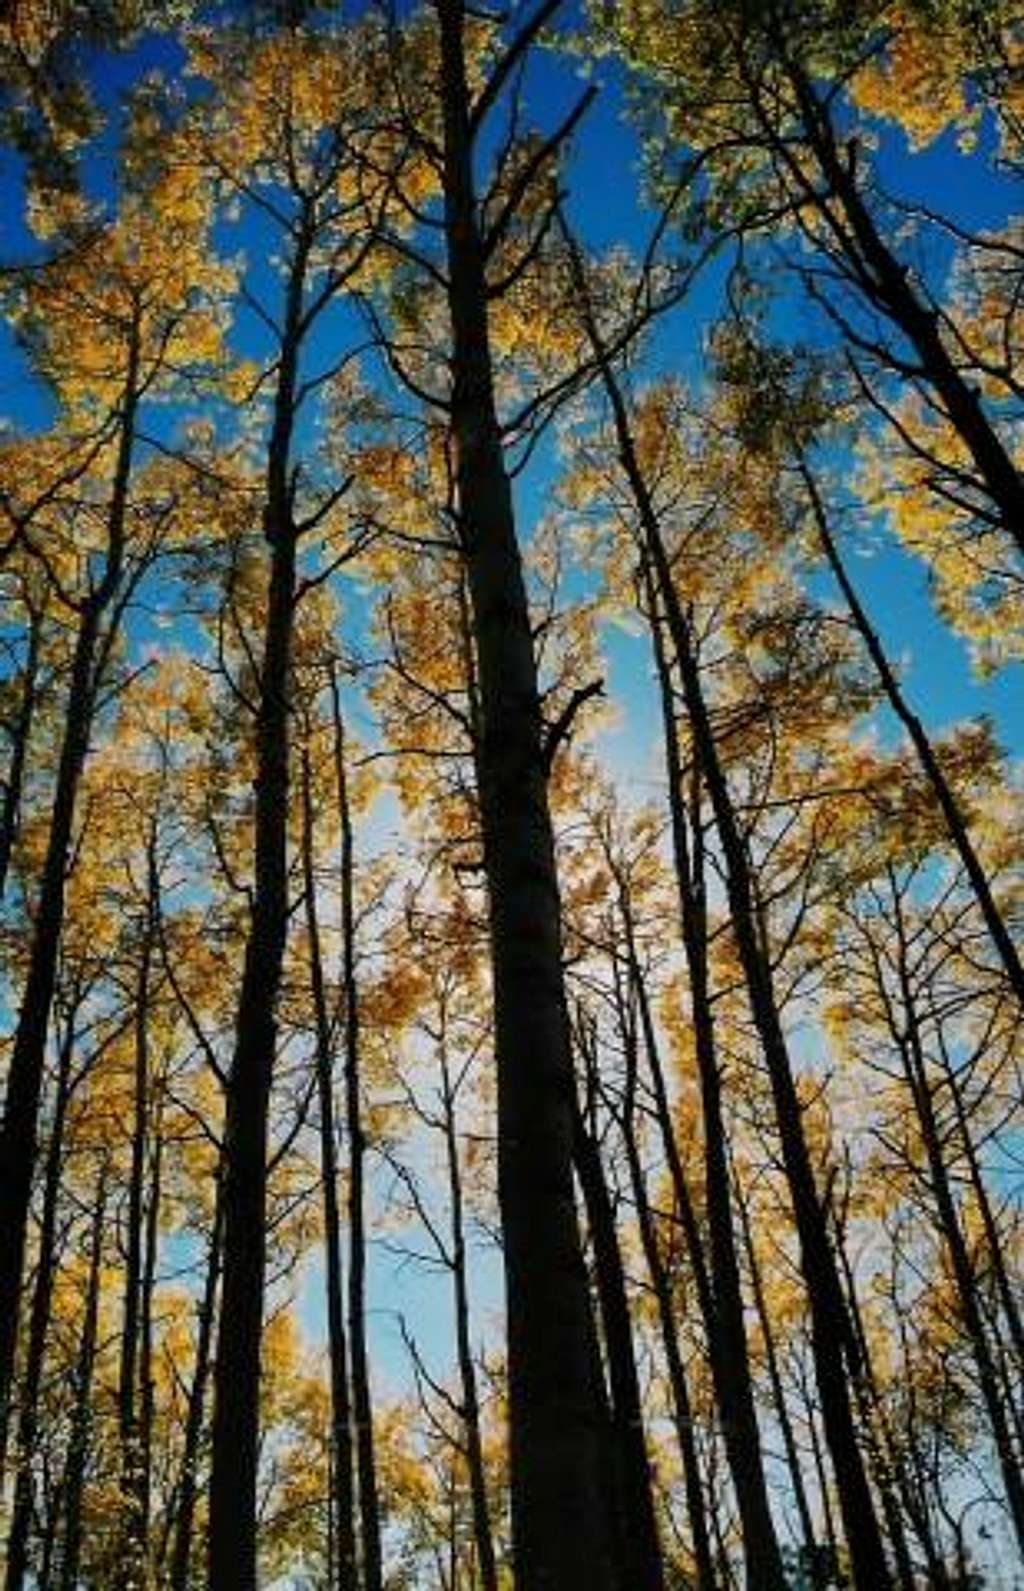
xmin=1 ymin=0 xmax=1020 ymax=1429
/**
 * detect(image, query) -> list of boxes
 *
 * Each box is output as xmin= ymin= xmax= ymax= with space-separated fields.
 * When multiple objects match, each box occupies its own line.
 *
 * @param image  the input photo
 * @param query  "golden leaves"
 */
xmin=857 ymin=401 xmax=1024 ymax=672
xmin=850 ymin=4 xmax=976 ymax=151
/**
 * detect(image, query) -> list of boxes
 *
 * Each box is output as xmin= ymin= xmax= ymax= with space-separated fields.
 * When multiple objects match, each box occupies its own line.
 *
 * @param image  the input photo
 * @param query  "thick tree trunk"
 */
xmin=4 ymin=1008 xmax=78 ymax=1591
xmin=434 ymin=6 xmax=615 ymax=1584
xmin=207 ymin=226 xmax=309 ymax=1591
xmin=206 ymin=520 xmax=297 ymax=1591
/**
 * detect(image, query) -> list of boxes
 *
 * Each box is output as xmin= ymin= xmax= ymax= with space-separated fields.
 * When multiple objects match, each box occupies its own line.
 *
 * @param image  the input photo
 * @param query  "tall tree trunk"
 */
xmin=769 ymin=40 xmax=1024 ymax=558
xmin=37 ymin=1465 xmax=62 ymax=1591
xmin=300 ymin=733 xmax=359 ymax=1591
xmin=665 ymin=570 xmax=887 ymax=1588
xmin=830 ymin=1197 xmax=926 ymax=1591
xmin=802 ymin=1373 xmax=842 ymax=1582
xmin=170 ymin=1174 xmax=223 ymax=1591
xmin=627 ymin=929 xmax=795 ymax=1585
xmin=58 ymin=1162 xmax=109 ymax=1591
xmin=207 ymin=533 xmax=296 ymax=1591
xmin=329 ymin=669 xmax=383 ymax=1591
xmin=0 ymin=325 xmax=140 ymax=1448
xmin=601 ymin=359 xmax=889 ymax=1587
xmin=644 ymin=573 xmax=787 ymax=1589
xmin=433 ymin=10 xmax=615 ymax=1582
xmin=437 ymin=1026 xmax=500 ymax=1591
xmin=800 ymin=456 xmax=1024 ymax=1003
xmin=207 ymin=222 xmax=310 ymax=1591
xmin=609 ymin=1004 xmax=718 ymax=1588
xmin=890 ymin=881 xmax=1024 ymax=1554
xmin=0 ymin=595 xmax=42 ymax=900
xmin=117 ymin=838 xmax=157 ymax=1589
xmin=570 ymin=1070 xmax=665 ymax=1591
xmin=138 ymin=1095 xmax=162 ymax=1576
xmin=733 ymin=1171 xmax=819 ymax=1570
xmin=0 ymin=599 xmax=99 ymax=1451
xmin=560 ymin=223 xmax=887 ymax=1577
xmin=616 ymin=1050 xmax=718 ymax=1584
xmin=4 ymin=1003 xmax=78 ymax=1591
xmin=943 ymin=1041 xmax=1024 ymax=1378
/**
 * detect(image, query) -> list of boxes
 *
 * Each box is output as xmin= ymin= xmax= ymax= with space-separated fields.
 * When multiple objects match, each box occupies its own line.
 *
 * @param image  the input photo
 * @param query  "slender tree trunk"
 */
xmin=629 ymin=938 xmax=795 ymax=1586
xmin=644 ymin=573 xmax=787 ymax=1589
xmin=636 ymin=1183 xmax=717 ymax=1587
xmin=889 ymin=1285 xmax=955 ymax=1585
xmin=0 ymin=600 xmax=99 ymax=1451
xmin=117 ymin=843 xmax=157 ymax=1589
xmin=733 ymin=1173 xmax=819 ymax=1569
xmin=4 ymin=1006 xmax=78 ymax=1591
xmin=170 ymin=1175 xmax=223 ymax=1591
xmin=58 ymin=1163 xmax=109 ymax=1591
xmin=329 ymin=670 xmax=383 ymax=1591
xmin=943 ymin=1045 xmax=1024 ymax=1376
xmin=0 ymin=327 xmax=139 ymax=1448
xmin=300 ymin=735 xmax=359 ymax=1591
xmin=207 ymin=225 xmax=310 ymax=1591
xmin=437 ymin=1028 xmax=499 ymax=1591
xmin=801 ymin=457 xmax=1024 ymax=1003
xmin=891 ymin=885 xmax=1024 ymax=1554
xmin=772 ymin=43 xmax=1024 ymax=558
xmin=803 ymin=1374 xmax=841 ymax=1581
xmin=0 ymin=598 xmax=42 ymax=899
xmin=666 ymin=574 xmax=888 ymax=1588
xmin=571 ymin=1074 xmax=665 ymax=1591
xmin=0 ymin=381 xmax=138 ymax=1457
xmin=38 ymin=1467 xmax=62 ymax=1591
xmin=708 ymin=1477 xmax=738 ymax=1591
xmin=830 ymin=1202 xmax=924 ymax=1591
xmin=560 ymin=223 xmax=888 ymax=1576
xmin=626 ymin=951 xmax=714 ymax=1349
xmin=596 ymin=351 xmax=889 ymax=1587
xmin=138 ymin=1098 xmax=162 ymax=1574
xmin=433 ymin=9 xmax=615 ymax=1582
xmin=607 ymin=997 xmax=719 ymax=1587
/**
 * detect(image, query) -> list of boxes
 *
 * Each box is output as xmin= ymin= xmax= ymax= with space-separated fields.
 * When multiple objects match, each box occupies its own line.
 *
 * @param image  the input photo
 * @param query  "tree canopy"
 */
xmin=0 ymin=2 xmax=1021 ymax=1587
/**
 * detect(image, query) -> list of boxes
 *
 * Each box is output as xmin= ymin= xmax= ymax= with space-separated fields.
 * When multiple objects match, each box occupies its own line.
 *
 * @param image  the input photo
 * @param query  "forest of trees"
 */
xmin=0 ymin=0 xmax=1021 ymax=1586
